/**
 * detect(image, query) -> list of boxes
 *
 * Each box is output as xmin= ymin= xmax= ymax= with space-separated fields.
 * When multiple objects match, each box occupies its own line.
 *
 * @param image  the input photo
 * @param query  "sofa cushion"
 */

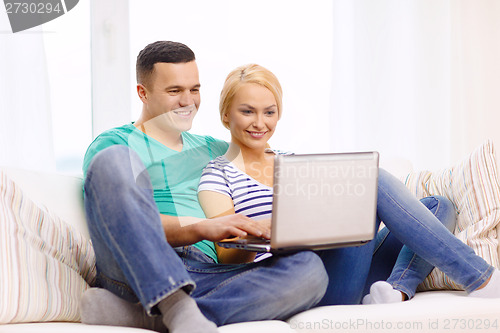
xmin=0 ymin=167 xmax=89 ymax=239
xmin=0 ymin=170 xmax=96 ymax=324
xmin=401 ymin=140 xmax=500 ymax=291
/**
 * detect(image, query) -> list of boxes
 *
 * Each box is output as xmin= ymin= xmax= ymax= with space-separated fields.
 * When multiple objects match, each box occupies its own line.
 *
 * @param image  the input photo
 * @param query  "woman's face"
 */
xmin=224 ymin=83 xmax=279 ymax=152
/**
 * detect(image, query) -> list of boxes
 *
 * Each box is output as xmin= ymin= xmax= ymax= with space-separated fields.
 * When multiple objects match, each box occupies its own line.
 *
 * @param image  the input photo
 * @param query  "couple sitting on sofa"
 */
xmin=80 ymin=41 xmax=500 ymax=333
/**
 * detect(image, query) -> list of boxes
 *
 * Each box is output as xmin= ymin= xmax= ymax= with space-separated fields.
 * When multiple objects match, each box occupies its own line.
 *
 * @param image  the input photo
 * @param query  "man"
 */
xmin=81 ymin=41 xmax=328 ymax=333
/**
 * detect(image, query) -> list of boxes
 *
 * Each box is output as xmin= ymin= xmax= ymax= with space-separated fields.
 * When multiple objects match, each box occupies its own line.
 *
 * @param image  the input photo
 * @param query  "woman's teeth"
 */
xmin=248 ymin=131 xmax=266 ymax=138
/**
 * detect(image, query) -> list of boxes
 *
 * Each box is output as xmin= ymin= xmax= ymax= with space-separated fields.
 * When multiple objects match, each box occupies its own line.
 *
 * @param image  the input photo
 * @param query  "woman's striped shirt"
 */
xmin=198 ymin=155 xmax=274 ymax=220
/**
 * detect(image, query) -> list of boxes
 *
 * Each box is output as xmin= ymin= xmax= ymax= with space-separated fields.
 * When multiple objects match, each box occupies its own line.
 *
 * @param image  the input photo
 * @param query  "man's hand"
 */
xmin=160 ymin=214 xmax=270 ymax=248
xmin=195 ymin=214 xmax=271 ymax=242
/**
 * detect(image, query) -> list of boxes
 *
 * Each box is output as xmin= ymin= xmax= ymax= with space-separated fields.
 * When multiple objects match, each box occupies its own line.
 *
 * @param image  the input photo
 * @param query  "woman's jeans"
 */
xmin=313 ymin=168 xmax=493 ymax=306
xmin=84 ymin=146 xmax=494 ymax=325
xmin=364 ymin=196 xmax=457 ymax=299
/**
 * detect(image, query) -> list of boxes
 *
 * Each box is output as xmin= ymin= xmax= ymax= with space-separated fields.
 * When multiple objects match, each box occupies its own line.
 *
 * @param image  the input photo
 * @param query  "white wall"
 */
xmin=450 ymin=0 xmax=500 ymax=165
xmin=90 ymin=0 xmax=131 ymax=138
xmin=88 ymin=0 xmax=500 ymax=171
xmin=329 ymin=0 xmax=453 ymax=170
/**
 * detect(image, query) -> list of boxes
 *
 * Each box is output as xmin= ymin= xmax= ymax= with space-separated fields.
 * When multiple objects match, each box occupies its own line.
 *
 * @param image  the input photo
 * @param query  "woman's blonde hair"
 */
xmin=219 ymin=64 xmax=283 ymax=129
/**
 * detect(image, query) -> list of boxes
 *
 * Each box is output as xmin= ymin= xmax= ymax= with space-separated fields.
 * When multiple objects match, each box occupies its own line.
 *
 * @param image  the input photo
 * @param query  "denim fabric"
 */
xmin=317 ymin=169 xmax=493 ymax=306
xmin=84 ymin=146 xmax=195 ymax=314
xmin=372 ymin=169 xmax=494 ymax=294
xmin=178 ymin=246 xmax=327 ymax=324
xmin=84 ymin=146 xmax=495 ymax=325
xmin=84 ymin=146 xmax=327 ymax=325
xmin=316 ymin=240 xmax=376 ymax=306
xmin=364 ymin=195 xmax=457 ymax=299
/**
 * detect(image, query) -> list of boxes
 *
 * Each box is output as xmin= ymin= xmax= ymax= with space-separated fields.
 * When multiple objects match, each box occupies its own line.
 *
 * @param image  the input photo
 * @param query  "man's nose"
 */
xmin=179 ymin=91 xmax=195 ymax=106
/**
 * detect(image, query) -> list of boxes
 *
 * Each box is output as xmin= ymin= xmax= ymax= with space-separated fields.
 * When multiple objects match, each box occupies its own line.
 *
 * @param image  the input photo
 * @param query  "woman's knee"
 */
xmin=420 ymin=195 xmax=457 ymax=231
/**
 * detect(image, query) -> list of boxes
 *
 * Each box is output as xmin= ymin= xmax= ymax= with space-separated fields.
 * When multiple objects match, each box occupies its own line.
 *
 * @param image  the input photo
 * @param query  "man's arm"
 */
xmin=196 ymin=190 xmax=270 ymax=264
xmin=160 ymin=211 xmax=270 ymax=250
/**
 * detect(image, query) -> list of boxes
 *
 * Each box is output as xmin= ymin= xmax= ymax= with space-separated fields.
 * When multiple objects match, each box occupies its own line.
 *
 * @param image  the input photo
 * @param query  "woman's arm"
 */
xmin=198 ymin=190 xmax=269 ymax=264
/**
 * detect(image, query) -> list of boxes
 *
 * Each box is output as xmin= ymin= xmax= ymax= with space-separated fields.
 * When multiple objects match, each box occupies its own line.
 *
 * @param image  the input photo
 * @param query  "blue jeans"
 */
xmin=364 ymin=196 xmax=457 ymax=299
xmin=85 ymin=146 xmax=495 ymax=325
xmin=316 ymin=169 xmax=494 ymax=306
xmin=84 ymin=146 xmax=328 ymax=326
xmin=370 ymin=169 xmax=493 ymax=294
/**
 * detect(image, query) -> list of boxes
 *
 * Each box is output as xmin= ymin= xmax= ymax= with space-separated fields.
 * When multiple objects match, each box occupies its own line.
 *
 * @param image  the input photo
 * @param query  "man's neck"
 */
xmin=134 ymin=119 xmax=183 ymax=152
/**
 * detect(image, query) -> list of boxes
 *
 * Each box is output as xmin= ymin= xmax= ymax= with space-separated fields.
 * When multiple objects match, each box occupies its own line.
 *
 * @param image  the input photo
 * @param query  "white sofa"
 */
xmin=2 ymin=156 xmax=500 ymax=333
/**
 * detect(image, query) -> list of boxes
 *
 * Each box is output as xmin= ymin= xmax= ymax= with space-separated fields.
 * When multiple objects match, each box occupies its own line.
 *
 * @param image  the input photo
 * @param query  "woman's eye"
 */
xmin=241 ymin=110 xmax=252 ymax=114
xmin=266 ymin=110 xmax=277 ymax=116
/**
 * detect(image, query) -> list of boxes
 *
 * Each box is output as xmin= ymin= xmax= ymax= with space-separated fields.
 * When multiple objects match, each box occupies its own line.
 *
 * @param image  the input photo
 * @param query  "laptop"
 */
xmin=217 ymin=151 xmax=379 ymax=253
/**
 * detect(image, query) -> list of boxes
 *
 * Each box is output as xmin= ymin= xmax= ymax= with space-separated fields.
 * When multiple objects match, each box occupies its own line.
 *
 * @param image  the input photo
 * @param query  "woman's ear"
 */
xmin=223 ymin=112 xmax=230 ymax=126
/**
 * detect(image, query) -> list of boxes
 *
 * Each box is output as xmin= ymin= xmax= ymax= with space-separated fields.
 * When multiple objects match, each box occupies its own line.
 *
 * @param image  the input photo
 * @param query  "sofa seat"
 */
xmin=287 ymin=290 xmax=500 ymax=332
xmin=1 ymin=320 xmax=296 ymax=333
xmin=4 ymin=291 xmax=500 ymax=332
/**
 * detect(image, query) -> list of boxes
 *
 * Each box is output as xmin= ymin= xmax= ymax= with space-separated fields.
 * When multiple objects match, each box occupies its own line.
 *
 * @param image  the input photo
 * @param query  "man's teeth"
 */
xmin=174 ymin=111 xmax=191 ymax=115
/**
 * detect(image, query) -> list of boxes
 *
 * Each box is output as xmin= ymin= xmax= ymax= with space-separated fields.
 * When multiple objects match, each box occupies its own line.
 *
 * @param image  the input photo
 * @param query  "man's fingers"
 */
xmin=231 ymin=215 xmax=271 ymax=238
xmin=237 ymin=222 xmax=269 ymax=238
xmin=227 ymin=227 xmax=247 ymax=238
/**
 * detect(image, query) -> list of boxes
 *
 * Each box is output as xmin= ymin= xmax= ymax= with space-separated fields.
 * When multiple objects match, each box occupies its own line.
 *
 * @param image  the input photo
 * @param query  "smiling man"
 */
xmin=80 ymin=41 xmax=328 ymax=333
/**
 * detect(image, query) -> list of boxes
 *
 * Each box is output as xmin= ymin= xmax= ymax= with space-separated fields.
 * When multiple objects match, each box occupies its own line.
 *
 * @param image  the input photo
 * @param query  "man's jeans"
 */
xmin=84 ymin=146 xmax=328 ymax=325
xmin=84 ymin=145 xmax=494 ymax=325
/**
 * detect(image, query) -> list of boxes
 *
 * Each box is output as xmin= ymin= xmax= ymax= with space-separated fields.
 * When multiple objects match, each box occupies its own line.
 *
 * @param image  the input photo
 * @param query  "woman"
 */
xmin=198 ymin=64 xmax=500 ymax=305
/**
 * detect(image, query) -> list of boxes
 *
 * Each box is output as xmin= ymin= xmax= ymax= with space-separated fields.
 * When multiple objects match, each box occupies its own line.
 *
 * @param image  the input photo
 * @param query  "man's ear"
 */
xmin=137 ymin=84 xmax=148 ymax=103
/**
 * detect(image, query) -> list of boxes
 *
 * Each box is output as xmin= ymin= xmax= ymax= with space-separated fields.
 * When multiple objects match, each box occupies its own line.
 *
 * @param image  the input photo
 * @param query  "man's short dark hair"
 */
xmin=136 ymin=41 xmax=196 ymax=88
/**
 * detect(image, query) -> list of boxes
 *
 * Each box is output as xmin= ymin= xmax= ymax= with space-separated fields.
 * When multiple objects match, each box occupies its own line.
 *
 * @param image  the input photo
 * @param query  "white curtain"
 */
xmin=449 ymin=0 xmax=500 ymax=166
xmin=0 ymin=11 xmax=55 ymax=171
xmin=330 ymin=0 xmax=500 ymax=170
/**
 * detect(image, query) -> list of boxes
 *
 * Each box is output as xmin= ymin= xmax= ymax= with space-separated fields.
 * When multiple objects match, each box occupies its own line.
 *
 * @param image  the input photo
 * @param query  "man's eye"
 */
xmin=168 ymin=90 xmax=180 ymax=94
xmin=191 ymin=88 xmax=200 ymax=94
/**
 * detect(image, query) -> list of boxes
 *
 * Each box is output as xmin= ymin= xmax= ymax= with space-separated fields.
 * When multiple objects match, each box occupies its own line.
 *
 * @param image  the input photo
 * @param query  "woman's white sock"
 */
xmin=363 ymin=281 xmax=404 ymax=304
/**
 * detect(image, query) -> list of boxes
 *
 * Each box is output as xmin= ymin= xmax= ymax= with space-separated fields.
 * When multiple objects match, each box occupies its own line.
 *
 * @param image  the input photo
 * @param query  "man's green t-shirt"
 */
xmin=83 ymin=123 xmax=229 ymax=263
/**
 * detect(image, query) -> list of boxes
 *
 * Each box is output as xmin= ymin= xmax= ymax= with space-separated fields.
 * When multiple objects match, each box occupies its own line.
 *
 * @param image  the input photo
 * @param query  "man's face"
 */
xmin=139 ymin=61 xmax=201 ymax=133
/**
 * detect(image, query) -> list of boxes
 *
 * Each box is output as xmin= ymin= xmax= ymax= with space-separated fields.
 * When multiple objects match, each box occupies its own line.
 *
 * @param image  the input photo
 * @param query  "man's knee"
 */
xmin=285 ymin=251 xmax=329 ymax=305
xmin=88 ymin=146 xmax=137 ymax=175
xmin=86 ymin=146 xmax=150 ymax=190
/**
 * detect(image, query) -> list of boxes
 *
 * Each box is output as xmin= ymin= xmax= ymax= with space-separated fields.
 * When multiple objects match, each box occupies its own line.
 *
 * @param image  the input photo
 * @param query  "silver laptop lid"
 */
xmin=271 ymin=152 xmax=379 ymax=249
